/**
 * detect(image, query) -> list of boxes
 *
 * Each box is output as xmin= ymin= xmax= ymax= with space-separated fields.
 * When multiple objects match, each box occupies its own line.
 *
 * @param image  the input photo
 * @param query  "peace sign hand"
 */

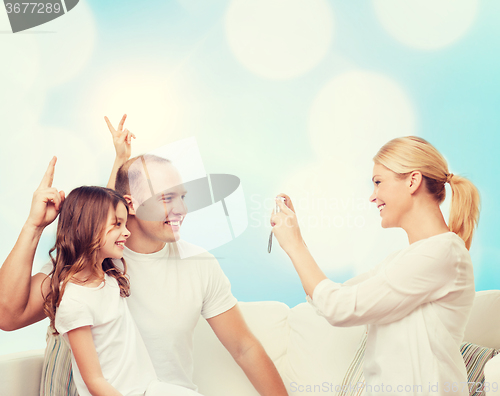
xmin=26 ymin=157 xmax=66 ymax=230
xmin=104 ymin=114 xmax=136 ymax=161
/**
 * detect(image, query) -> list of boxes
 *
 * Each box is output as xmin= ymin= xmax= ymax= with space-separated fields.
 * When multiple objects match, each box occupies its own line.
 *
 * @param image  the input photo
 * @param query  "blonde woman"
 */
xmin=272 ymin=136 xmax=480 ymax=396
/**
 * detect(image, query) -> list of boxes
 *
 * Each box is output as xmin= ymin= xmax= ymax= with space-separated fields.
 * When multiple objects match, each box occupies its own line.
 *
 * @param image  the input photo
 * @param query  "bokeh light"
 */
xmin=225 ymin=0 xmax=334 ymax=79
xmin=372 ymin=0 xmax=479 ymax=50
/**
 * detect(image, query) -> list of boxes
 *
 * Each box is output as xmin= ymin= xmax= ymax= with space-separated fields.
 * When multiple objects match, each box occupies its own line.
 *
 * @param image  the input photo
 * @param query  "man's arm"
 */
xmin=104 ymin=115 xmax=135 ymax=189
xmin=0 ymin=157 xmax=63 ymax=331
xmin=206 ymin=304 xmax=288 ymax=396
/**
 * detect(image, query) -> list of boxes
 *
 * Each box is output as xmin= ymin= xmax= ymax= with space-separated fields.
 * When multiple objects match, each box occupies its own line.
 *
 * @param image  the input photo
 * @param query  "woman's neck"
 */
xmin=402 ymin=200 xmax=450 ymax=245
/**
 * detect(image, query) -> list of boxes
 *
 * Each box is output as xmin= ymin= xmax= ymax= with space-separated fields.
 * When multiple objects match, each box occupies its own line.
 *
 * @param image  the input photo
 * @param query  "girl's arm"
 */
xmin=67 ymin=326 xmax=123 ymax=396
xmin=0 ymin=157 xmax=64 ymax=331
xmin=104 ymin=114 xmax=135 ymax=189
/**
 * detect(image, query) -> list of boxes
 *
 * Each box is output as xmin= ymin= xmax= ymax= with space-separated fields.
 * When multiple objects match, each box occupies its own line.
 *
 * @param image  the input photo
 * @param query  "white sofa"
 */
xmin=1 ymin=290 xmax=499 ymax=396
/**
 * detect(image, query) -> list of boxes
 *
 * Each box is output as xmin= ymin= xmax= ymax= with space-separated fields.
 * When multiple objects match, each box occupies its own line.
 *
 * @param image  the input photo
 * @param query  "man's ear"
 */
xmin=123 ymin=194 xmax=137 ymax=215
xmin=408 ymin=171 xmax=423 ymax=195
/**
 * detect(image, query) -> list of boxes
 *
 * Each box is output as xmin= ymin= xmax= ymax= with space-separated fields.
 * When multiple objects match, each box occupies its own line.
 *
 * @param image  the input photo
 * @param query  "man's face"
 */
xmin=131 ymin=162 xmax=188 ymax=244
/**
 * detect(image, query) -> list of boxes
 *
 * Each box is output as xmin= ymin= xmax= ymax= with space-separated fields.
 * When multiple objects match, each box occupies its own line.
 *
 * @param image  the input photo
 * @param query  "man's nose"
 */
xmin=171 ymin=197 xmax=187 ymax=216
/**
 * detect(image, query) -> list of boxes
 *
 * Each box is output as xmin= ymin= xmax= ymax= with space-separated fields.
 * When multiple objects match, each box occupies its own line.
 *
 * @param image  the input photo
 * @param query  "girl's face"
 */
xmin=97 ymin=202 xmax=130 ymax=262
xmin=369 ymin=163 xmax=412 ymax=229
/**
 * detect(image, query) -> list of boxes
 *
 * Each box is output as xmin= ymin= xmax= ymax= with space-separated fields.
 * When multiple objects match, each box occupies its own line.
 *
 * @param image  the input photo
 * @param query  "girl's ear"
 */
xmin=408 ymin=171 xmax=423 ymax=194
xmin=123 ymin=195 xmax=137 ymax=215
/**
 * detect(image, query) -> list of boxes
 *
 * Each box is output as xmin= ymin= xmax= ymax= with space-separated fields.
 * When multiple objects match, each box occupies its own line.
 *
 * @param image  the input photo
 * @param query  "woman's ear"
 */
xmin=408 ymin=171 xmax=423 ymax=194
xmin=123 ymin=195 xmax=137 ymax=215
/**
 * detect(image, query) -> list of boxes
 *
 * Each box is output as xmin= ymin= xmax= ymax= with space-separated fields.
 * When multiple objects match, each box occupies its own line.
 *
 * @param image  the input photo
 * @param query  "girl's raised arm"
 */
xmin=67 ymin=326 xmax=123 ymax=396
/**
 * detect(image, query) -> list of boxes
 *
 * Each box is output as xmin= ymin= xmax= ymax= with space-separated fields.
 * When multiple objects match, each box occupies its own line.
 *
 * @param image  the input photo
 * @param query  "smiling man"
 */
xmin=101 ymin=127 xmax=287 ymax=394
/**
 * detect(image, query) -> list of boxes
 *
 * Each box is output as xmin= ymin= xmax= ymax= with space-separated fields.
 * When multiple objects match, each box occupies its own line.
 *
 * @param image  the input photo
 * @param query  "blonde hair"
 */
xmin=374 ymin=136 xmax=480 ymax=250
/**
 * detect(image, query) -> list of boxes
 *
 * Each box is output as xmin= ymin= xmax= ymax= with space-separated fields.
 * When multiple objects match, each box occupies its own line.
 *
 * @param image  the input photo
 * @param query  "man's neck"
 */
xmin=125 ymin=235 xmax=166 ymax=254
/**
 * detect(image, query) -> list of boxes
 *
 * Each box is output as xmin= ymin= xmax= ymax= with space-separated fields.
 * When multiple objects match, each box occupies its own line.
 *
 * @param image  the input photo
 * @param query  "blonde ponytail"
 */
xmin=447 ymin=174 xmax=480 ymax=250
xmin=374 ymin=136 xmax=480 ymax=250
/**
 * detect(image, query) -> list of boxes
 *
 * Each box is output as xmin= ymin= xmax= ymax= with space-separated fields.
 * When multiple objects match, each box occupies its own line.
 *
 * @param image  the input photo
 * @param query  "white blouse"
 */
xmin=308 ymin=232 xmax=475 ymax=396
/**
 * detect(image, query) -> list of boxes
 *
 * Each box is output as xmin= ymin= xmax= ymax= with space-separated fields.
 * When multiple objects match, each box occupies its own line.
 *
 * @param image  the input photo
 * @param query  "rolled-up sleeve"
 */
xmin=307 ymin=241 xmax=459 ymax=327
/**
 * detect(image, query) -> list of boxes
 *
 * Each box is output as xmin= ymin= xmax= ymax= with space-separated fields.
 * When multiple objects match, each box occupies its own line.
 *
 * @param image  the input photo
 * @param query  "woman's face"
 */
xmin=369 ymin=163 xmax=412 ymax=229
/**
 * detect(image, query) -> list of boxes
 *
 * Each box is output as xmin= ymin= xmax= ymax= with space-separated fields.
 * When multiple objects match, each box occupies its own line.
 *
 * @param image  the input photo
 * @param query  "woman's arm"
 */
xmin=0 ymin=157 xmax=64 ymax=330
xmin=67 ymin=326 xmax=123 ymax=396
xmin=104 ymin=115 xmax=135 ymax=189
xmin=271 ymin=196 xmax=327 ymax=297
xmin=271 ymin=195 xmax=459 ymax=327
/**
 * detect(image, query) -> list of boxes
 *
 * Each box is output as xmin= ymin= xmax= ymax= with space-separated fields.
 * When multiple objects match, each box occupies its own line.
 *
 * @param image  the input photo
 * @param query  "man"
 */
xmin=0 ymin=115 xmax=287 ymax=395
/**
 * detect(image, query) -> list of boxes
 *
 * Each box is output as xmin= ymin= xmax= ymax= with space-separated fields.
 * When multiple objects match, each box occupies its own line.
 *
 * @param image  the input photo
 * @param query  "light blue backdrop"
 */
xmin=1 ymin=0 xmax=498 ymax=355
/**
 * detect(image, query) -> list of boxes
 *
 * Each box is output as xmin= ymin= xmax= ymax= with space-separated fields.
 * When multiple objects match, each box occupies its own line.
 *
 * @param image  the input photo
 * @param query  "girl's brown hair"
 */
xmin=374 ymin=136 xmax=480 ymax=250
xmin=43 ymin=186 xmax=131 ymax=334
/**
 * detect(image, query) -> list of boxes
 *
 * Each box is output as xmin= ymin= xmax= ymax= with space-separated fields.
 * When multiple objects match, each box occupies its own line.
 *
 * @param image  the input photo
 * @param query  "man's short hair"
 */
xmin=115 ymin=154 xmax=171 ymax=201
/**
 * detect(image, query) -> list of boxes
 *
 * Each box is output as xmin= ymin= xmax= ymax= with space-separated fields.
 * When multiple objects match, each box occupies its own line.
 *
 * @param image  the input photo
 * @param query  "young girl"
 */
xmin=272 ymin=136 xmax=480 ymax=396
xmin=42 ymin=185 xmax=199 ymax=396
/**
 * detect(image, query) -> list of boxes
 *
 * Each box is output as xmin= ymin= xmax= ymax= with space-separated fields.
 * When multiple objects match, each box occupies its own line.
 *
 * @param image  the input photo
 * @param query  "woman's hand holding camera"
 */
xmin=270 ymin=194 xmax=306 ymax=255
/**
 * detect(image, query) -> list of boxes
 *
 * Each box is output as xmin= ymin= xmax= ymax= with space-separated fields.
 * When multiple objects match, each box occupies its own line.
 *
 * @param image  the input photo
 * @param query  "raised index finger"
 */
xmin=38 ymin=156 xmax=57 ymax=189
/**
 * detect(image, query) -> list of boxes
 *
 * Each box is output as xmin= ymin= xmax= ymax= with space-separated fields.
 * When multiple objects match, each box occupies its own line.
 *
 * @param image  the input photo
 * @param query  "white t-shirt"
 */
xmin=114 ymin=241 xmax=237 ymax=391
xmin=44 ymin=240 xmax=237 ymax=391
xmin=307 ymin=232 xmax=475 ymax=396
xmin=55 ymin=274 xmax=157 ymax=396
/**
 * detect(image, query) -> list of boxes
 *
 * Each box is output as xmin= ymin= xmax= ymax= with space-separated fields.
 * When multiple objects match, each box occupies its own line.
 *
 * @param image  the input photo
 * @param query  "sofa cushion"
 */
xmin=283 ymin=302 xmax=366 ymax=395
xmin=461 ymin=342 xmax=499 ymax=396
xmin=0 ymin=349 xmax=44 ymax=396
xmin=337 ymin=332 xmax=367 ymax=396
xmin=463 ymin=291 xmax=500 ymax=349
xmin=193 ymin=301 xmax=290 ymax=396
xmin=340 ymin=334 xmax=500 ymax=396
xmin=39 ymin=327 xmax=78 ymax=396
xmin=484 ymin=354 xmax=500 ymax=396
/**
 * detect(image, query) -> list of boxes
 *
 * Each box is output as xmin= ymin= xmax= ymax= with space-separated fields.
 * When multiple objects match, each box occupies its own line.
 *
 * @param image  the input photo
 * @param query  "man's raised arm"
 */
xmin=104 ymin=114 xmax=135 ymax=190
xmin=0 ymin=157 xmax=64 ymax=331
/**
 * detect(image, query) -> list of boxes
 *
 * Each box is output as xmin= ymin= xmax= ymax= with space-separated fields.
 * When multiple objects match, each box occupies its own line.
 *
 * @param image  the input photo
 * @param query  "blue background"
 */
xmin=0 ymin=0 xmax=498 ymax=354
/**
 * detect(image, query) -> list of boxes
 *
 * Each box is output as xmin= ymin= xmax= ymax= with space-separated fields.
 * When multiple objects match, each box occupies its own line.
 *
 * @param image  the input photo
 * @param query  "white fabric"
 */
xmin=55 ymin=274 xmax=157 ymax=396
xmin=484 ymin=354 xmax=500 ymax=396
xmin=307 ymin=232 xmax=475 ymax=396
xmin=115 ymin=239 xmax=237 ymax=391
xmin=145 ymin=380 xmax=201 ymax=396
xmin=463 ymin=290 xmax=500 ymax=348
xmin=43 ymin=240 xmax=237 ymax=392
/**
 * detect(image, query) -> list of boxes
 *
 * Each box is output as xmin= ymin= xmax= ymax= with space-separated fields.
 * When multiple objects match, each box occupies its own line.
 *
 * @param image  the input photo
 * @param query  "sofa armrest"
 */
xmin=0 ymin=349 xmax=44 ymax=396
